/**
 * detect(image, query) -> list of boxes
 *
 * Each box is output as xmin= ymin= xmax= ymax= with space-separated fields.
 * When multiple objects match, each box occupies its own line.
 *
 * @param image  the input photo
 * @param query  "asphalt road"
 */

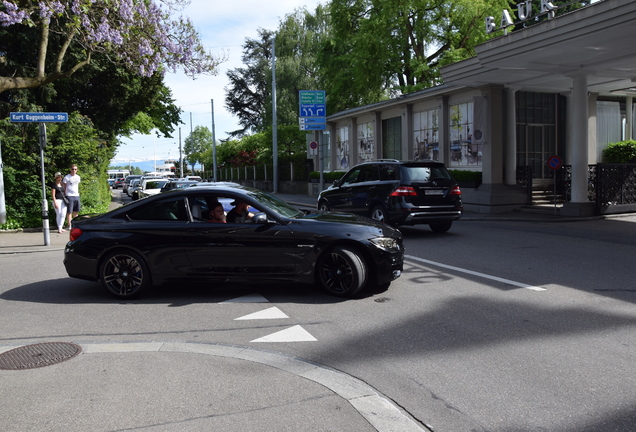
xmin=2 ymin=191 xmax=635 ymax=431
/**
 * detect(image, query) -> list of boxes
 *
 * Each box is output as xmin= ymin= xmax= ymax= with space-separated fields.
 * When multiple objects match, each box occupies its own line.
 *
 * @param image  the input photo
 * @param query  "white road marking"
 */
xmin=219 ymin=293 xmax=270 ymax=303
xmin=251 ymin=325 xmax=317 ymax=343
xmin=405 ymin=255 xmax=547 ymax=291
xmin=235 ymin=306 xmax=289 ymax=320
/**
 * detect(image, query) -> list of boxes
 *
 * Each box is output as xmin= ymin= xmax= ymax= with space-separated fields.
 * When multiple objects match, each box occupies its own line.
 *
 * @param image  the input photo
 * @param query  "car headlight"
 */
xmin=369 ymin=237 xmax=399 ymax=250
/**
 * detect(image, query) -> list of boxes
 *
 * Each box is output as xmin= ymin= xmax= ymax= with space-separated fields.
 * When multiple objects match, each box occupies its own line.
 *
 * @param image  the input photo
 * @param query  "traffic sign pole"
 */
xmin=10 ymin=112 xmax=68 ymax=245
xmin=38 ymin=124 xmax=50 ymax=245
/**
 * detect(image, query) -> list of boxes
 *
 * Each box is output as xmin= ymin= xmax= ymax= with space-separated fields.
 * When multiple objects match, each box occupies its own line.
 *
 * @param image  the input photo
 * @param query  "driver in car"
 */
xmin=226 ymin=199 xmax=254 ymax=223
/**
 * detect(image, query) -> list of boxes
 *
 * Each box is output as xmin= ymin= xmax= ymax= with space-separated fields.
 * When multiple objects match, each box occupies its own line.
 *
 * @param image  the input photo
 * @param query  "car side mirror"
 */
xmin=333 ymin=179 xmax=341 ymax=187
xmin=253 ymin=212 xmax=275 ymax=224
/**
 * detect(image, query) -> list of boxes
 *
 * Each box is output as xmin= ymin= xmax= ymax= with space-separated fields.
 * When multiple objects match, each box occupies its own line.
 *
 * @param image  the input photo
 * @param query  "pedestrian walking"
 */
xmin=63 ymin=164 xmax=81 ymax=229
xmin=50 ymin=172 xmax=67 ymax=233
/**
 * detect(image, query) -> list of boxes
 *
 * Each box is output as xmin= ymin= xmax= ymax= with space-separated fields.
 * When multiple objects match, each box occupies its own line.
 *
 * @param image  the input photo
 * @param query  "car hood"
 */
xmin=293 ymin=211 xmax=401 ymax=237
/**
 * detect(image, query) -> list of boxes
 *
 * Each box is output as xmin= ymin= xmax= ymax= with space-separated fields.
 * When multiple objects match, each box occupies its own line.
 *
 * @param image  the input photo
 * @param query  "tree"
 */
xmin=322 ymin=0 xmax=514 ymax=108
xmin=184 ymin=125 xmax=212 ymax=171
xmin=268 ymin=6 xmax=330 ymax=126
xmin=224 ymin=5 xmax=330 ymax=134
xmin=0 ymin=111 xmax=113 ymax=228
xmin=0 ymin=0 xmax=223 ymax=94
xmin=224 ymin=29 xmax=274 ymax=136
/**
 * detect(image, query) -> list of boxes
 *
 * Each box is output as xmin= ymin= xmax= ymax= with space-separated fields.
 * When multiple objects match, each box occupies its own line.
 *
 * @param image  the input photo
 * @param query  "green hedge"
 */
xmin=602 ymin=140 xmax=636 ymax=163
xmin=448 ymin=169 xmax=482 ymax=183
xmin=310 ymin=171 xmax=346 ymax=182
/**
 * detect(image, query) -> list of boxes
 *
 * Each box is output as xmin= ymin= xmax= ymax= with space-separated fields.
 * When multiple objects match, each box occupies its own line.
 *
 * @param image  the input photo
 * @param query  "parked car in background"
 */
xmin=138 ymin=178 xmax=169 ymax=199
xmin=317 ymin=159 xmax=463 ymax=232
xmin=160 ymin=179 xmax=199 ymax=192
xmin=127 ymin=179 xmax=142 ymax=200
xmin=183 ymin=175 xmax=202 ymax=182
xmin=64 ymin=185 xmax=404 ymax=299
xmin=107 ymin=178 xmax=115 ymax=187
xmin=113 ymin=177 xmax=126 ymax=189
xmin=123 ymin=175 xmax=142 ymax=194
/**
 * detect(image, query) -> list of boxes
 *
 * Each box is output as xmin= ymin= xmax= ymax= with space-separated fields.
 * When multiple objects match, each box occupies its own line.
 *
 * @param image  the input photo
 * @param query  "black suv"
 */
xmin=317 ymin=160 xmax=463 ymax=232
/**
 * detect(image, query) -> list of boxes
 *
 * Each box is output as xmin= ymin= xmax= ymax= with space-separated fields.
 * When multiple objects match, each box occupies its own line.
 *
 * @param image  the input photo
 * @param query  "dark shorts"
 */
xmin=67 ymin=196 xmax=81 ymax=213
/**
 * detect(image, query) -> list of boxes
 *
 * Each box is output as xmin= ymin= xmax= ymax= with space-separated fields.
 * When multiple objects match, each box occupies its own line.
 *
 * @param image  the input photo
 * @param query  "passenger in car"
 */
xmin=207 ymin=202 xmax=226 ymax=223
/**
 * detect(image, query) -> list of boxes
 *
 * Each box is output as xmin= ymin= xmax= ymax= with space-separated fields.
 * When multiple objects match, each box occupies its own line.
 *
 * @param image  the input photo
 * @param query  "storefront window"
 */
xmin=357 ymin=122 xmax=375 ymax=163
xmin=449 ymin=101 xmax=480 ymax=167
xmin=336 ymin=127 xmax=350 ymax=170
xmin=413 ymin=109 xmax=439 ymax=161
xmin=382 ymin=117 xmax=402 ymax=159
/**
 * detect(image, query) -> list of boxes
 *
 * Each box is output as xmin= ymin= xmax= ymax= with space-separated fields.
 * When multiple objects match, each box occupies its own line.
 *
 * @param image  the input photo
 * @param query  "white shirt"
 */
xmin=63 ymin=173 xmax=81 ymax=196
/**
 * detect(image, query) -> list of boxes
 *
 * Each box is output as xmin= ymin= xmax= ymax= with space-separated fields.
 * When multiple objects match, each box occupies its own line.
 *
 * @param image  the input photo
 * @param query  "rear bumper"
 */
xmin=388 ymin=207 xmax=462 ymax=225
xmin=64 ymin=248 xmax=99 ymax=282
xmin=403 ymin=209 xmax=462 ymax=223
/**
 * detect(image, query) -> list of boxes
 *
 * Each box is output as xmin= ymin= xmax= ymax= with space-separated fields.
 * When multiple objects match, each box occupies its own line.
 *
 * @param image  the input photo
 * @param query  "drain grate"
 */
xmin=0 ymin=342 xmax=82 ymax=370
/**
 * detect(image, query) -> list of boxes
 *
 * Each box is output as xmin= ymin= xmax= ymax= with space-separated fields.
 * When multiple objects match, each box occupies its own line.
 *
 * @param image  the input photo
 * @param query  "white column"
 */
xmin=570 ymin=73 xmax=589 ymax=203
xmin=505 ymin=88 xmax=517 ymax=185
xmin=626 ymin=96 xmax=633 ymax=141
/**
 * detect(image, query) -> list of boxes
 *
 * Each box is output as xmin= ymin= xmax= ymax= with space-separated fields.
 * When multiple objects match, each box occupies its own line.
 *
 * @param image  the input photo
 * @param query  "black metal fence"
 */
xmin=517 ymin=164 xmax=636 ymax=214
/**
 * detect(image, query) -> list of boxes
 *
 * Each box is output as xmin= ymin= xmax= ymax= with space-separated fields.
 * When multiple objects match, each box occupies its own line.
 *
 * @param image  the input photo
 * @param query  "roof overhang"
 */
xmin=441 ymin=0 xmax=636 ymax=96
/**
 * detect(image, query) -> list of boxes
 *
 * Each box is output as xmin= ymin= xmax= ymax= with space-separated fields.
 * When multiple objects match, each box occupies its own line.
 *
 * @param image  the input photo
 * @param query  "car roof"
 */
xmin=190 ymin=181 xmax=240 ymax=187
xmin=354 ymin=159 xmax=447 ymax=167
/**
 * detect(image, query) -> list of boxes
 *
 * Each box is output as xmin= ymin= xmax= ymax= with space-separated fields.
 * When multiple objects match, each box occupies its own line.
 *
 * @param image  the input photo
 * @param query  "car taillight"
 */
xmin=390 ymin=186 xmax=418 ymax=196
xmin=69 ymin=227 xmax=83 ymax=241
xmin=450 ymin=185 xmax=462 ymax=196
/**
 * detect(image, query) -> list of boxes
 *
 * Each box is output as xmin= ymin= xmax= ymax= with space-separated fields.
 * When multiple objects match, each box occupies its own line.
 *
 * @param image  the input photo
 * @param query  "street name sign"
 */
xmin=10 ymin=112 xmax=68 ymax=123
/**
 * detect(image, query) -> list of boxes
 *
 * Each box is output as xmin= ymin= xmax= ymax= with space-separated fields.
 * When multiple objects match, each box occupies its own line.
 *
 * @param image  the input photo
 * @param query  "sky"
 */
xmin=111 ymin=0 xmax=324 ymax=168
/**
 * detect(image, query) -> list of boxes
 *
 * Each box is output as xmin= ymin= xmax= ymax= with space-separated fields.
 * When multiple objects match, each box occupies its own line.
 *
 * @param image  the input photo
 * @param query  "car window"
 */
xmin=188 ymin=194 xmax=263 ymax=223
xmin=341 ymin=168 xmax=362 ymax=185
xmin=379 ymin=164 xmax=399 ymax=181
xmin=243 ymin=190 xmax=304 ymax=219
xmin=145 ymin=180 xmax=168 ymax=189
xmin=127 ymin=198 xmax=187 ymax=221
xmin=401 ymin=166 xmax=451 ymax=182
xmin=359 ymin=164 xmax=380 ymax=182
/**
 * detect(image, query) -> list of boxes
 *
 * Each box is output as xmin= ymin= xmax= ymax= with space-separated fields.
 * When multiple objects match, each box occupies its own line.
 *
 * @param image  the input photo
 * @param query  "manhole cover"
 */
xmin=0 ymin=342 xmax=82 ymax=370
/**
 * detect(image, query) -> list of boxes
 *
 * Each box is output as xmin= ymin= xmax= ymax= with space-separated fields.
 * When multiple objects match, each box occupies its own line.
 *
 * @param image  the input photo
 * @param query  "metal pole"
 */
xmin=318 ymin=131 xmax=324 ymax=192
xmin=179 ymin=128 xmax=183 ymax=178
xmin=211 ymin=99 xmax=217 ymax=182
xmin=272 ymin=39 xmax=278 ymax=193
xmin=38 ymin=123 xmax=50 ymax=246
xmin=0 ymin=138 xmax=6 ymax=225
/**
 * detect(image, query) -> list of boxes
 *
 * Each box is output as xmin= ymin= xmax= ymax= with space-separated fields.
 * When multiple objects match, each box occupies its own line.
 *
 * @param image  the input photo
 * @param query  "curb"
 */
xmin=0 ymin=341 xmax=427 ymax=432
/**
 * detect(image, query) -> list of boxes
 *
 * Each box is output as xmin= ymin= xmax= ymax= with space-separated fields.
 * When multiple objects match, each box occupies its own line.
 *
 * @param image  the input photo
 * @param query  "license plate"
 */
xmin=424 ymin=189 xmax=444 ymax=195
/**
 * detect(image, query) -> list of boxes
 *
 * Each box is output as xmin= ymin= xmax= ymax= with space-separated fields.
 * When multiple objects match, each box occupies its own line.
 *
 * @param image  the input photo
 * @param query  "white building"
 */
xmin=321 ymin=0 xmax=636 ymax=216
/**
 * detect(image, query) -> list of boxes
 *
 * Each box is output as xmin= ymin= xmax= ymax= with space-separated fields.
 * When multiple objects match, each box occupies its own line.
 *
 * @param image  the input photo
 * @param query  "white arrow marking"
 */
xmin=235 ymin=307 xmax=289 ymax=320
xmin=219 ymin=293 xmax=270 ymax=304
xmin=251 ymin=325 xmax=317 ymax=343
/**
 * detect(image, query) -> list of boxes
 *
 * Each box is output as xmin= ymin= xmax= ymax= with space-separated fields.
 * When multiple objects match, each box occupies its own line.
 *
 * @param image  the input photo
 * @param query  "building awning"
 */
xmin=441 ymin=0 xmax=636 ymax=96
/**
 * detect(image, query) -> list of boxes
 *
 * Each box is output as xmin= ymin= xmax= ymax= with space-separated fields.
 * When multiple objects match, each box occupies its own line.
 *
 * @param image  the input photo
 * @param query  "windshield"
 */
xmin=245 ymin=190 xmax=304 ymax=218
xmin=145 ymin=180 xmax=168 ymax=189
xmin=401 ymin=165 xmax=451 ymax=182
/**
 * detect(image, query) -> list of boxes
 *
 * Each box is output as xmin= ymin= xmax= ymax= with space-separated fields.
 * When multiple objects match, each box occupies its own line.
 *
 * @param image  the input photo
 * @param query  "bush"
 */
xmin=309 ymin=171 xmax=346 ymax=182
xmin=602 ymin=140 xmax=636 ymax=163
xmin=448 ymin=169 xmax=482 ymax=183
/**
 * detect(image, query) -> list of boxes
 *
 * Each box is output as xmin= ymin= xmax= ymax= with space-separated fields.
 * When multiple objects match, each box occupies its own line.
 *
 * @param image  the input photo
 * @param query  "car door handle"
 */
xmin=188 ymin=230 xmax=205 ymax=235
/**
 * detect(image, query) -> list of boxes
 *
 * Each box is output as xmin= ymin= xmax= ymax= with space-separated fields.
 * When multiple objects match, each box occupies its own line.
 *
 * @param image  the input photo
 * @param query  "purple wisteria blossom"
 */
xmin=0 ymin=0 xmax=221 ymax=84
